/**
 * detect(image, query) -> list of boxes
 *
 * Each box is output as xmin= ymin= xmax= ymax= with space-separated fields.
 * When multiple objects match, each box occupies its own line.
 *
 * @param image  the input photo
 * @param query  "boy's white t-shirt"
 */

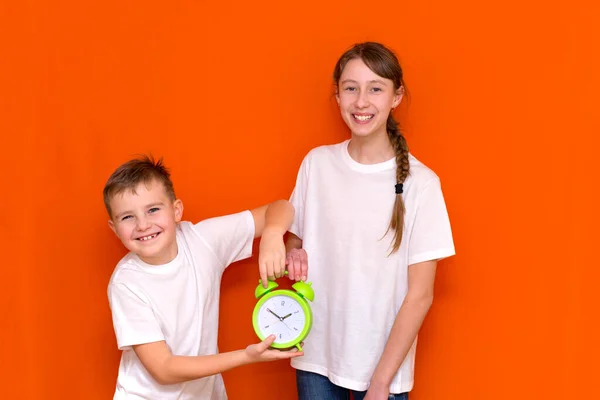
xmin=108 ymin=211 xmax=255 ymax=400
xmin=289 ymin=140 xmax=455 ymax=394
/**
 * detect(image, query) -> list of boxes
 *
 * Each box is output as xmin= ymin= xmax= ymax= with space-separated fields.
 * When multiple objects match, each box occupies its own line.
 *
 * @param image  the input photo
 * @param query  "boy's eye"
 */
xmin=121 ymin=215 xmax=132 ymax=221
xmin=148 ymin=207 xmax=160 ymax=213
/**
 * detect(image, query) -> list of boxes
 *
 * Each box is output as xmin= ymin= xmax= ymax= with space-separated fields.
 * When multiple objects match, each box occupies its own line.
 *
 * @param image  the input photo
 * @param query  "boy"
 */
xmin=104 ymin=155 xmax=306 ymax=399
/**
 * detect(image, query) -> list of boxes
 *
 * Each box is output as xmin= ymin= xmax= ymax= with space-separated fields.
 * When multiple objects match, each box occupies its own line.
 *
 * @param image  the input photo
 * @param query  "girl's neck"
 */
xmin=347 ymin=131 xmax=395 ymax=165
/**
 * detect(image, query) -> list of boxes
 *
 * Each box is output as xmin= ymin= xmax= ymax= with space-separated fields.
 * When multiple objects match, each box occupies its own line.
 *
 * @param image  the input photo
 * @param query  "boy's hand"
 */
xmin=259 ymin=229 xmax=286 ymax=287
xmin=286 ymin=248 xmax=308 ymax=281
xmin=245 ymin=335 xmax=304 ymax=362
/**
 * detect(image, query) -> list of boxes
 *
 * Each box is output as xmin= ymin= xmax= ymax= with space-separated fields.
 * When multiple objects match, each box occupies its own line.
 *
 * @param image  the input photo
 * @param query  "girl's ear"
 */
xmin=393 ymin=87 xmax=404 ymax=109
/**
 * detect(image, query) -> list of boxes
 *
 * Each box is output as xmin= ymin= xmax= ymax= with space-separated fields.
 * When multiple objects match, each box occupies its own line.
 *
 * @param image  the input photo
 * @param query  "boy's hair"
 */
xmin=103 ymin=155 xmax=176 ymax=217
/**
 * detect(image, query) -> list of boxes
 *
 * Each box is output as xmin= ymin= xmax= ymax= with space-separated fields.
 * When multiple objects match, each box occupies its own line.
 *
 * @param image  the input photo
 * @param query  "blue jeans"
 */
xmin=296 ymin=370 xmax=409 ymax=400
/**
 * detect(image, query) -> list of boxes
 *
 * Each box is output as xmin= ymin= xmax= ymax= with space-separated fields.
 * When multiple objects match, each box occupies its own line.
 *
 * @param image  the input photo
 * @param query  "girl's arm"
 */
xmin=367 ymin=260 xmax=437 ymax=398
xmin=285 ymin=232 xmax=303 ymax=252
xmin=285 ymin=232 xmax=308 ymax=282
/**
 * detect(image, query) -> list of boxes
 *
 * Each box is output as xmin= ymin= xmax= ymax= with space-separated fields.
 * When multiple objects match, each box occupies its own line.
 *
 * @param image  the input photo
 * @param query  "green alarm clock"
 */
xmin=252 ymin=272 xmax=314 ymax=351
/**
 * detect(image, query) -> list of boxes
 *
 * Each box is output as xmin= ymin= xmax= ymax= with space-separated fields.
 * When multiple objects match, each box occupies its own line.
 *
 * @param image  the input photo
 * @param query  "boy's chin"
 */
xmin=137 ymin=251 xmax=168 ymax=265
xmin=137 ymin=245 xmax=178 ymax=265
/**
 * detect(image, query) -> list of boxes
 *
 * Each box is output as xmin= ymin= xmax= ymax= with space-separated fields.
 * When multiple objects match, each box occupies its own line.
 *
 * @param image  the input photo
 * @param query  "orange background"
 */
xmin=1 ymin=0 xmax=597 ymax=399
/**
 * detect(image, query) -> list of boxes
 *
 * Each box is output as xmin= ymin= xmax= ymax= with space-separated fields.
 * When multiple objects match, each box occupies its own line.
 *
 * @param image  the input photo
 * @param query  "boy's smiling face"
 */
xmin=108 ymin=179 xmax=183 ymax=265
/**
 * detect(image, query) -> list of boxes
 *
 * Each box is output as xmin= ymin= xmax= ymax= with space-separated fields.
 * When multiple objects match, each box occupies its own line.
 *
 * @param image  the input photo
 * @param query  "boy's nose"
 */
xmin=136 ymin=217 xmax=151 ymax=231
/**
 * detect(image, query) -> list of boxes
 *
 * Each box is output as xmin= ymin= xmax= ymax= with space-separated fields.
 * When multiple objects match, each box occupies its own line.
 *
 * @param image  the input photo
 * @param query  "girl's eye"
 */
xmin=344 ymin=87 xmax=356 ymax=92
xmin=371 ymin=87 xmax=382 ymax=92
xmin=148 ymin=207 xmax=160 ymax=213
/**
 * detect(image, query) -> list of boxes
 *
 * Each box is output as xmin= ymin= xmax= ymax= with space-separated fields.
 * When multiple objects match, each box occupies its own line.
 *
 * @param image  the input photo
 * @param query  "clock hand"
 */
xmin=280 ymin=320 xmax=294 ymax=333
xmin=266 ymin=308 xmax=283 ymax=320
xmin=281 ymin=313 xmax=292 ymax=320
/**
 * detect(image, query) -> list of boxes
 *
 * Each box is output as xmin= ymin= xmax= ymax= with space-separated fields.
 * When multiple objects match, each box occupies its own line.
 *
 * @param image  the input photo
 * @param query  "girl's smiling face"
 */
xmin=336 ymin=58 xmax=403 ymax=139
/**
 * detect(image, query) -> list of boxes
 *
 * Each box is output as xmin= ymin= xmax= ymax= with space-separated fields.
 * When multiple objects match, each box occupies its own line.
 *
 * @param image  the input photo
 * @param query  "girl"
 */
xmin=285 ymin=42 xmax=455 ymax=400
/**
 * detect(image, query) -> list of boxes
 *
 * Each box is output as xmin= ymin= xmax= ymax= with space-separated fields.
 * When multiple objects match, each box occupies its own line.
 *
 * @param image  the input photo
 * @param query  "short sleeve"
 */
xmin=289 ymin=155 xmax=310 ymax=239
xmin=108 ymin=283 xmax=164 ymax=350
xmin=192 ymin=210 xmax=255 ymax=268
xmin=408 ymin=178 xmax=456 ymax=265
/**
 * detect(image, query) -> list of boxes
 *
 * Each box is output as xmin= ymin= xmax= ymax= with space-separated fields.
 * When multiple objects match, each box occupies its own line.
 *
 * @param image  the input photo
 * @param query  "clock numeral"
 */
xmin=281 ymin=301 xmax=285 ymax=306
xmin=294 ymin=310 xmax=299 ymax=314
xmin=279 ymin=334 xmax=282 ymax=339
xmin=264 ymin=325 xmax=270 ymax=329
xmin=294 ymin=327 xmax=298 ymax=331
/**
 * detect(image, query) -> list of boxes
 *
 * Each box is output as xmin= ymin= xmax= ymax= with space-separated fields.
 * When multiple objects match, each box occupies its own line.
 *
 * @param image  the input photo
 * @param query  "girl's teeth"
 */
xmin=354 ymin=115 xmax=373 ymax=121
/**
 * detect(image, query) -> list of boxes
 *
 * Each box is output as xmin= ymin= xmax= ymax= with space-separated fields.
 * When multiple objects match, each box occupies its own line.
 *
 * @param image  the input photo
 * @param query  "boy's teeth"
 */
xmin=140 ymin=234 xmax=157 ymax=241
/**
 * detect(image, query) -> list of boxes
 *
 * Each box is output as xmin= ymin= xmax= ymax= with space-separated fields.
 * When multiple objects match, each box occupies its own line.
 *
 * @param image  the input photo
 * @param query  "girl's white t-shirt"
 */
xmin=289 ymin=140 xmax=455 ymax=393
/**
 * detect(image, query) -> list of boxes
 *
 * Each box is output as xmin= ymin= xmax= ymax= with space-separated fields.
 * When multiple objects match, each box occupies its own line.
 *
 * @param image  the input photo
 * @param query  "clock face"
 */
xmin=255 ymin=294 xmax=307 ymax=345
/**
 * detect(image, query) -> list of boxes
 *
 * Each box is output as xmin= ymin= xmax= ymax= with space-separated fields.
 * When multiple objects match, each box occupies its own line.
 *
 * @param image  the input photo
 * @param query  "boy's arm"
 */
xmin=133 ymin=335 xmax=302 ymax=385
xmin=250 ymin=200 xmax=294 ymax=239
xmin=250 ymin=200 xmax=296 ymax=286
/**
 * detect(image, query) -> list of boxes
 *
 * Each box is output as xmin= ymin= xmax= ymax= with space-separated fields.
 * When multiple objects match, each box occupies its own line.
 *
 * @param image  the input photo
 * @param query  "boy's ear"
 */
xmin=108 ymin=219 xmax=117 ymax=234
xmin=174 ymin=199 xmax=184 ymax=222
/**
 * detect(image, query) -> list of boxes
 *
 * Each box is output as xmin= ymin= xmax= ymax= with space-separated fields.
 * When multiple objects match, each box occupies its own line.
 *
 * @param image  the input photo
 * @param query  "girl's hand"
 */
xmin=286 ymin=248 xmax=308 ymax=281
xmin=245 ymin=335 xmax=304 ymax=362
xmin=364 ymin=383 xmax=390 ymax=400
xmin=259 ymin=229 xmax=286 ymax=286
